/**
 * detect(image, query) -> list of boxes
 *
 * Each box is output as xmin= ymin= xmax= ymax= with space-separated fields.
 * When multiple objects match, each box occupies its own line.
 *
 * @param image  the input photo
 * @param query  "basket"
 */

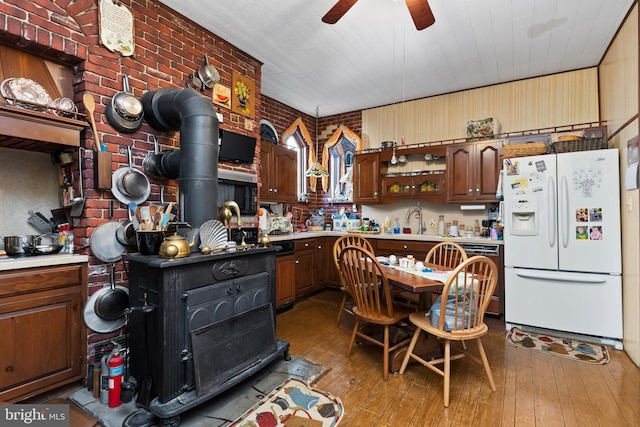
xmin=552 ymin=137 xmax=607 ymax=153
xmin=501 ymin=141 xmax=548 ymax=159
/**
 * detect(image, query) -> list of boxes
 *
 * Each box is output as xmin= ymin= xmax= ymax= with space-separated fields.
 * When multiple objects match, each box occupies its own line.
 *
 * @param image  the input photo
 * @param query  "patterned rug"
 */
xmin=230 ymin=377 xmax=343 ymax=426
xmin=506 ymin=327 xmax=610 ymax=364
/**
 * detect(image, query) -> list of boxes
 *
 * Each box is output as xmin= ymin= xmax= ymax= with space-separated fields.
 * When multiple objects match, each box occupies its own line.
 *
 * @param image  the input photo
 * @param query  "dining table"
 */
xmin=382 ymin=263 xmax=451 ymax=373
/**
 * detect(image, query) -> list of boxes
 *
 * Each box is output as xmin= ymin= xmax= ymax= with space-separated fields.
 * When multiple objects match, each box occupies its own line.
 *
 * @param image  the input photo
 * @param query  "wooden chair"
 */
xmin=397 ymin=241 xmax=469 ymax=309
xmin=425 ymin=241 xmax=468 ymax=269
xmin=399 ymin=255 xmax=498 ymax=406
xmin=339 ymin=245 xmax=415 ymax=381
xmin=333 ymin=233 xmax=374 ymax=326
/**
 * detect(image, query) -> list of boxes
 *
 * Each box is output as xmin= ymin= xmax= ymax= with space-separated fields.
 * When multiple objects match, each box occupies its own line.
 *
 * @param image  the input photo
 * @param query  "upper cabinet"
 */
xmin=353 ymin=152 xmax=381 ymax=203
xmin=260 ymin=143 xmax=298 ymax=203
xmin=446 ymin=140 xmax=502 ymax=202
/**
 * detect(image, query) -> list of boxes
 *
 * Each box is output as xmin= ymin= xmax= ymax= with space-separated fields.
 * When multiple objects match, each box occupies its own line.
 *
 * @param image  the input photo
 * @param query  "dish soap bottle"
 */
xmin=393 ymin=217 xmax=401 ymax=234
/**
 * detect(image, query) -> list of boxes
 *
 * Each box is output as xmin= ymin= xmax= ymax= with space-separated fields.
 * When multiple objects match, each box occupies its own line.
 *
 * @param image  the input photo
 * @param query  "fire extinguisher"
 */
xmin=108 ymin=350 xmax=125 ymax=408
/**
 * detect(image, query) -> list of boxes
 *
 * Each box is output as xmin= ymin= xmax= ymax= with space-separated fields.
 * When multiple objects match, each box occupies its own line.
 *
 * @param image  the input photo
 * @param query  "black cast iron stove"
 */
xmin=125 ymin=247 xmax=289 ymax=426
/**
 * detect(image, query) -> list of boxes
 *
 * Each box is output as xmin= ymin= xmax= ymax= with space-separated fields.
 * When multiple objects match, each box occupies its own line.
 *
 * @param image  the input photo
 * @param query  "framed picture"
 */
xmin=231 ymin=71 xmax=255 ymax=118
xmin=213 ymin=83 xmax=231 ymax=109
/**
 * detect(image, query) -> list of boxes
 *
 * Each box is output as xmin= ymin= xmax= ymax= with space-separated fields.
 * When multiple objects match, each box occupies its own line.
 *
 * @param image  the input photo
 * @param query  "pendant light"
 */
xmin=305 ymin=106 xmax=329 ymax=178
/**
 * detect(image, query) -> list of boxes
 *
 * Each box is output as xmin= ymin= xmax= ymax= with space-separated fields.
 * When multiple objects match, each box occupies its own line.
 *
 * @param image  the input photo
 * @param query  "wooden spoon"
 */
xmin=83 ymin=93 xmax=101 ymax=151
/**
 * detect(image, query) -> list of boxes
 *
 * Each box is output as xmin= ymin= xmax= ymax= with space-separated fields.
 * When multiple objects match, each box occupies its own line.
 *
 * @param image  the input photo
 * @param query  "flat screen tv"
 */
xmin=218 ymin=130 xmax=257 ymax=164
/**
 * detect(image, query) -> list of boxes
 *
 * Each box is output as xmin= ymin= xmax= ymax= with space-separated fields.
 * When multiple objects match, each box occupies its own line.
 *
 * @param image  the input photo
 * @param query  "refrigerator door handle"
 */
xmin=515 ymin=271 xmax=607 ymax=284
xmin=548 ymin=176 xmax=557 ymax=248
xmin=560 ymin=175 xmax=570 ymax=248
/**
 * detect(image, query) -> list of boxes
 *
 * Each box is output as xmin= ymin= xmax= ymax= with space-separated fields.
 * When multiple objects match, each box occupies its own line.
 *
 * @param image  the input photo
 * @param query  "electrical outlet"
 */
xmin=429 ymin=219 xmax=437 ymax=228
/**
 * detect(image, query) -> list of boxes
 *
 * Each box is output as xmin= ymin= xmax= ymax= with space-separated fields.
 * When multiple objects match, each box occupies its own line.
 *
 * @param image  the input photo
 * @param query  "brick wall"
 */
xmin=0 ymin=0 xmax=262 ymax=349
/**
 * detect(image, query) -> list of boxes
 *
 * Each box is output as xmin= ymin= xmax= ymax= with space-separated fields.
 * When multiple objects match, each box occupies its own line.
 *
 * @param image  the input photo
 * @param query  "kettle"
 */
xmin=159 ymin=229 xmax=196 ymax=259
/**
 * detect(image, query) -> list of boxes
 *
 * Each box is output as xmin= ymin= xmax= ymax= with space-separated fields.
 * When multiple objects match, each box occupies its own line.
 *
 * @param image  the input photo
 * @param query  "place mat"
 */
xmin=230 ymin=377 xmax=343 ymax=426
xmin=506 ymin=327 xmax=610 ymax=364
xmin=386 ymin=263 xmax=452 ymax=283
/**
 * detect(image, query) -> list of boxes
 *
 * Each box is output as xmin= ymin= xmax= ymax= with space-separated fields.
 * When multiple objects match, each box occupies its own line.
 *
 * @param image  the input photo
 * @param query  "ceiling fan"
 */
xmin=322 ymin=0 xmax=435 ymax=31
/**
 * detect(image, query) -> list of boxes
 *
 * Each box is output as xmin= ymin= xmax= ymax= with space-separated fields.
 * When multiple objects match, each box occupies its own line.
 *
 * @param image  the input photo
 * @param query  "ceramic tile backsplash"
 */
xmin=0 ymin=147 xmax=60 ymax=240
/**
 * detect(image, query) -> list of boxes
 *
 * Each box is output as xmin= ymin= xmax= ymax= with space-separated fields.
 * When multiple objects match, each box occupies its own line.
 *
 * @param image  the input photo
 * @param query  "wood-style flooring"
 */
xmin=279 ymin=290 xmax=640 ymax=427
xmin=23 ymin=289 xmax=640 ymax=426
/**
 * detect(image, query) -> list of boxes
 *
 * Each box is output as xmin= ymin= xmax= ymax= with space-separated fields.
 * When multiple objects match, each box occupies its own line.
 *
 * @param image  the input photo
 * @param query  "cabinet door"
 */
xmin=474 ymin=141 xmax=502 ymax=201
xmin=0 ymin=287 xmax=83 ymax=402
xmin=381 ymin=175 xmax=412 ymax=199
xmin=259 ymin=144 xmax=273 ymax=200
xmin=276 ymin=255 xmax=296 ymax=307
xmin=353 ymin=152 xmax=379 ymax=203
xmin=324 ymin=237 xmax=340 ymax=288
xmin=446 ymin=143 xmax=474 ymax=202
xmin=295 ymin=239 xmax=315 ymax=298
xmin=314 ymin=240 xmax=325 ymax=289
xmin=273 ymin=145 xmax=298 ymax=203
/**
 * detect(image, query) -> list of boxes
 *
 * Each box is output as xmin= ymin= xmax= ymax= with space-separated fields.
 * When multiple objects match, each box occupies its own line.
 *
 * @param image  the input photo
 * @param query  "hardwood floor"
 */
xmin=20 ymin=289 xmax=640 ymax=427
xmin=278 ymin=290 xmax=640 ymax=427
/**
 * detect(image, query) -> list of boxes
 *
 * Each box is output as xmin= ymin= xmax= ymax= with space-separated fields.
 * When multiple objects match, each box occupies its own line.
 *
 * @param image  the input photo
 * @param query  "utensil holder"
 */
xmin=94 ymin=150 xmax=112 ymax=190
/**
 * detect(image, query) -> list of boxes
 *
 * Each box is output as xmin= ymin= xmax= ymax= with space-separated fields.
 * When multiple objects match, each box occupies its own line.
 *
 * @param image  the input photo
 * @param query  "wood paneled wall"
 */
xmin=361 ymin=69 xmax=599 ymax=149
xmin=599 ymin=3 xmax=639 ymax=367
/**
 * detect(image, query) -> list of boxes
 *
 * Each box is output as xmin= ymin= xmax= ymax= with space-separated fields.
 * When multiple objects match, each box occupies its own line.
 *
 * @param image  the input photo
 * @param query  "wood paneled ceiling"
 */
xmin=158 ymin=0 xmax=635 ymax=117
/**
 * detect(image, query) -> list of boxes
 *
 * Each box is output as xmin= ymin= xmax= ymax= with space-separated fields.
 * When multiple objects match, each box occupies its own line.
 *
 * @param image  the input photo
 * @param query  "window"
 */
xmin=286 ymin=134 xmax=308 ymax=196
xmin=329 ymin=137 xmax=357 ymax=202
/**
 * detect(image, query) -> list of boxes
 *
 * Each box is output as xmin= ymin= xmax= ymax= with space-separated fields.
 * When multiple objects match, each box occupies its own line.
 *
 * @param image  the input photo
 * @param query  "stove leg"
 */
xmin=122 ymin=408 xmax=157 ymax=427
xmin=160 ymin=416 xmax=180 ymax=427
xmin=284 ymin=348 xmax=291 ymax=361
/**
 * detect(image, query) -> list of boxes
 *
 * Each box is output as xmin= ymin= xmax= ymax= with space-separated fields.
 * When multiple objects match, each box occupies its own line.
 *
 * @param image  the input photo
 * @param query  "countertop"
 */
xmin=267 ymin=231 xmax=503 ymax=245
xmin=0 ymin=254 xmax=89 ymax=271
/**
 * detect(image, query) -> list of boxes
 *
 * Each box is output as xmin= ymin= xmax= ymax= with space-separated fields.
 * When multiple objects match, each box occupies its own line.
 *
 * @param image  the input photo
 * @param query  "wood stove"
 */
xmin=125 ymin=247 xmax=289 ymax=424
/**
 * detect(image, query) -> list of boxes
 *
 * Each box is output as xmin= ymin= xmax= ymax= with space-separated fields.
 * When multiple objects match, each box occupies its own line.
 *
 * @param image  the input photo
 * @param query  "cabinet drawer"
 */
xmin=0 ymin=264 xmax=84 ymax=297
xmin=295 ymin=239 xmax=316 ymax=250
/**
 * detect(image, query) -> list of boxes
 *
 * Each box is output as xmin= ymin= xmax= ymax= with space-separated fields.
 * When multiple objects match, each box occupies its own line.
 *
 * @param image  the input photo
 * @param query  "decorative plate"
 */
xmin=0 ymin=78 xmax=17 ymax=105
xmin=199 ymin=220 xmax=228 ymax=249
xmin=8 ymin=78 xmax=52 ymax=108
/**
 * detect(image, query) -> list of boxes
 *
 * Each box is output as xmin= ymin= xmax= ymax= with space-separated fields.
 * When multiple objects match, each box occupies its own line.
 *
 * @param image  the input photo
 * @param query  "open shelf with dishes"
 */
xmin=379 ymin=145 xmax=447 ymax=202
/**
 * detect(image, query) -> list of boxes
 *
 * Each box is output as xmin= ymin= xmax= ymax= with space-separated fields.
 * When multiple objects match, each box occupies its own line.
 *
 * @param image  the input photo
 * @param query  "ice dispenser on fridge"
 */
xmin=509 ymin=200 xmax=539 ymax=236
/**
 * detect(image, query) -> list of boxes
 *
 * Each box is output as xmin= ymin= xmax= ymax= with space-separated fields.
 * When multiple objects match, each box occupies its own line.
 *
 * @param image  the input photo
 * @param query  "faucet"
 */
xmin=406 ymin=205 xmax=423 ymax=234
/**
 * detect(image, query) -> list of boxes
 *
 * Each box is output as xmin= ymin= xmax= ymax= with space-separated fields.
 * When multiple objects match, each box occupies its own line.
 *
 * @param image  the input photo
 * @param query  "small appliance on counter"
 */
xmin=267 ymin=217 xmax=291 ymax=235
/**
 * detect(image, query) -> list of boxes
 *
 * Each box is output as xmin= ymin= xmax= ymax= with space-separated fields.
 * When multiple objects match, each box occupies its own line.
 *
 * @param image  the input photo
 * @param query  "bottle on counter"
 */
xmin=449 ymin=220 xmax=458 ymax=237
xmin=384 ymin=216 xmax=392 ymax=234
xmin=437 ymin=215 xmax=445 ymax=236
xmin=393 ymin=217 xmax=401 ymax=234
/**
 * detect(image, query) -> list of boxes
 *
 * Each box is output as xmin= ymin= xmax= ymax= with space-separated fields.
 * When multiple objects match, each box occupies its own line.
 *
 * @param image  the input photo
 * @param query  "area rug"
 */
xmin=230 ymin=377 xmax=343 ymax=427
xmin=506 ymin=327 xmax=610 ymax=364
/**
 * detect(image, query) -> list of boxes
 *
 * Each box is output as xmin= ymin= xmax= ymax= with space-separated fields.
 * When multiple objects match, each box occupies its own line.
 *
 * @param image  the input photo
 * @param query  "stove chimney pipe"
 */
xmin=141 ymin=88 xmax=219 ymax=249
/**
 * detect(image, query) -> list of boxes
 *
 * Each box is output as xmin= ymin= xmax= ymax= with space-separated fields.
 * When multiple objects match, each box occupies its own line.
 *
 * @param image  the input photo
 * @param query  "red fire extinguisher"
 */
xmin=108 ymin=350 xmax=124 ymax=408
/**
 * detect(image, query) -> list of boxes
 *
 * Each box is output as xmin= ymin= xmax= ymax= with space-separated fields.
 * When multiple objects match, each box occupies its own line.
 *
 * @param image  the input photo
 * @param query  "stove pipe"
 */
xmin=141 ymin=88 xmax=218 ymax=249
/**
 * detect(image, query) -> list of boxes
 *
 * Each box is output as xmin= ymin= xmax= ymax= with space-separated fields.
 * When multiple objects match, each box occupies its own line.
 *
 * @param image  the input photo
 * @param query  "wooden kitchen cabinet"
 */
xmin=0 ymin=263 xmax=87 ymax=402
xmin=294 ymin=238 xmax=317 ymax=298
xmin=381 ymin=172 xmax=446 ymax=202
xmin=260 ymin=143 xmax=298 ymax=203
xmin=446 ymin=140 xmax=502 ymax=202
xmin=353 ymin=152 xmax=381 ymax=203
xmin=323 ymin=236 xmax=340 ymax=288
xmin=376 ymin=239 xmax=435 ymax=259
xmin=275 ymin=254 xmax=295 ymax=307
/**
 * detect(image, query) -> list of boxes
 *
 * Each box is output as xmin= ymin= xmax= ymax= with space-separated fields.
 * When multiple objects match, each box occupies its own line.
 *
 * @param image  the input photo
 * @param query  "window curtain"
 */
xmin=282 ymin=118 xmax=318 ymax=190
xmin=321 ymin=125 xmax=362 ymax=192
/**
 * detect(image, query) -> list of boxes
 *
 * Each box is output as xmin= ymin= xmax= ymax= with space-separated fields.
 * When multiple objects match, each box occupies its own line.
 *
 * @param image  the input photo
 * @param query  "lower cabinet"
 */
xmin=375 ymin=239 xmax=435 ymax=260
xmin=295 ymin=239 xmax=316 ymax=298
xmin=324 ymin=237 xmax=340 ymax=288
xmin=276 ymin=255 xmax=295 ymax=307
xmin=0 ymin=263 xmax=87 ymax=402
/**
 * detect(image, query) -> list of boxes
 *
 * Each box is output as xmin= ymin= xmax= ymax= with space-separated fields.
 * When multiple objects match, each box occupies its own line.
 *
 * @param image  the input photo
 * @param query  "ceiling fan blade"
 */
xmin=405 ymin=0 xmax=435 ymax=30
xmin=322 ymin=0 xmax=359 ymax=24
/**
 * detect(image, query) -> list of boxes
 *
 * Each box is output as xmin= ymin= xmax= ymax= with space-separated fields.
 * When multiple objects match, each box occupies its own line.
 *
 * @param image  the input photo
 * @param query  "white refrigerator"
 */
xmin=503 ymin=149 xmax=623 ymax=343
